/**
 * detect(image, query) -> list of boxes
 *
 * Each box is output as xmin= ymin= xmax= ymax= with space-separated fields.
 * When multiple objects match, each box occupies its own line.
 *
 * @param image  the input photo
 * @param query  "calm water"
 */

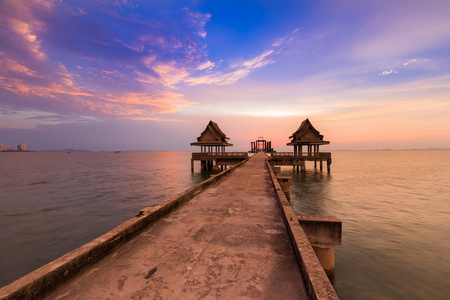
xmin=282 ymin=150 xmax=450 ymax=300
xmin=1 ymin=150 xmax=449 ymax=299
xmin=0 ymin=151 xmax=211 ymax=287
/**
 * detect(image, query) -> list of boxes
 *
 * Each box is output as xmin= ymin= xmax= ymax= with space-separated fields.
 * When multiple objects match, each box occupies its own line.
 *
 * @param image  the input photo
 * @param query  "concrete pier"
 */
xmin=1 ymin=152 xmax=338 ymax=300
xmin=297 ymin=215 xmax=342 ymax=277
xmin=45 ymin=152 xmax=308 ymax=299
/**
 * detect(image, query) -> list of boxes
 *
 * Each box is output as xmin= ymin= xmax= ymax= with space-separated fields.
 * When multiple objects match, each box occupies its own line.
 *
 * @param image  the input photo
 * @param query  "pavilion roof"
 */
xmin=287 ymin=118 xmax=330 ymax=145
xmin=190 ymin=120 xmax=233 ymax=147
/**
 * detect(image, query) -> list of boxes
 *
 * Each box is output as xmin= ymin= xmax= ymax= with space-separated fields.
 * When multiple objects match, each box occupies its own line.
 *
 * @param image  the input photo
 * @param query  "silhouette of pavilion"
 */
xmin=271 ymin=119 xmax=332 ymax=172
xmin=250 ymin=137 xmax=273 ymax=153
xmin=190 ymin=121 xmax=248 ymax=171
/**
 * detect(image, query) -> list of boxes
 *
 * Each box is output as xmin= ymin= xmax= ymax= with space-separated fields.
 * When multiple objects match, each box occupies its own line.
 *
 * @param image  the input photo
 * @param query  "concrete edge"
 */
xmin=297 ymin=215 xmax=342 ymax=246
xmin=0 ymin=157 xmax=250 ymax=300
xmin=265 ymin=160 xmax=340 ymax=300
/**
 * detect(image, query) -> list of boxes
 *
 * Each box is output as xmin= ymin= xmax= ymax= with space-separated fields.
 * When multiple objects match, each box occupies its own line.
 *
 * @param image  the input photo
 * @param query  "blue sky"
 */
xmin=1 ymin=0 xmax=450 ymax=150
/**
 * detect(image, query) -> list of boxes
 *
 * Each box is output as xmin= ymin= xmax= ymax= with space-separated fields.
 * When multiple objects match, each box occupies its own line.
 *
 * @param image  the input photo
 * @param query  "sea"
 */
xmin=1 ymin=150 xmax=449 ymax=299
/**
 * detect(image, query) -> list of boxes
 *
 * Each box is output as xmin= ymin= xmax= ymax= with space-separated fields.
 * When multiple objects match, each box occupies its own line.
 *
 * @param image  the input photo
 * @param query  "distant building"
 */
xmin=17 ymin=143 xmax=26 ymax=151
xmin=0 ymin=142 xmax=27 ymax=151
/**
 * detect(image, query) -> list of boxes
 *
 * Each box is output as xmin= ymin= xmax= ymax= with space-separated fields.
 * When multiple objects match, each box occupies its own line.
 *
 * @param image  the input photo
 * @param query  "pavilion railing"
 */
xmin=192 ymin=152 xmax=249 ymax=160
xmin=271 ymin=152 xmax=331 ymax=159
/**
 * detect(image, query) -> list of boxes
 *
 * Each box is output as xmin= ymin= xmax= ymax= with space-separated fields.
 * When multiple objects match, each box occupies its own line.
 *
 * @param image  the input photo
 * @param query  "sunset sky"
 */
xmin=1 ymin=0 xmax=449 ymax=151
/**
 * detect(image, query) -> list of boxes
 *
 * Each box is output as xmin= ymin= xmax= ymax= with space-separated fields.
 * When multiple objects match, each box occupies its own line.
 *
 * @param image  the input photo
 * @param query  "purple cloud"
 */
xmin=0 ymin=1 xmax=212 ymax=119
xmin=0 ymin=1 xmax=294 ymax=122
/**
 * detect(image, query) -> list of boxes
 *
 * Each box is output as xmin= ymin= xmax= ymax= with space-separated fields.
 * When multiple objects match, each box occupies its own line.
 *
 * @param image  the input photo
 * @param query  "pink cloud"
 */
xmin=0 ymin=1 xmax=209 ymax=120
xmin=0 ymin=0 xmax=297 ymax=124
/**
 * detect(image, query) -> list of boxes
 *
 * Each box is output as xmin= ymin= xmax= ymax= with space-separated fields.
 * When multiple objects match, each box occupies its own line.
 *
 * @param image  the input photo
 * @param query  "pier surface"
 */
xmin=45 ymin=152 xmax=307 ymax=299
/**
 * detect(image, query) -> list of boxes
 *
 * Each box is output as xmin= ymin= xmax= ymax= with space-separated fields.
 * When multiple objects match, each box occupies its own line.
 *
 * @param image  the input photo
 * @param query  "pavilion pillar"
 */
xmin=300 ymin=160 xmax=306 ymax=172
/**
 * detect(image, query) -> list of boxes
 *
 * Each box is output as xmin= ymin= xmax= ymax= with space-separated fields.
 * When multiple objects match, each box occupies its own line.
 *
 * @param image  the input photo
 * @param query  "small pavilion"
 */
xmin=287 ymin=118 xmax=330 ymax=158
xmin=190 ymin=120 xmax=233 ymax=156
xmin=287 ymin=118 xmax=331 ymax=172
xmin=270 ymin=118 xmax=332 ymax=172
xmin=190 ymin=121 xmax=247 ymax=171
xmin=250 ymin=137 xmax=273 ymax=153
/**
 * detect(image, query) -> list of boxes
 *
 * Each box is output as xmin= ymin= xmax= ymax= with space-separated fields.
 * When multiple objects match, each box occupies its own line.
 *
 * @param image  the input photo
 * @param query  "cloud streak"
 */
xmin=0 ymin=1 xmax=292 ymax=122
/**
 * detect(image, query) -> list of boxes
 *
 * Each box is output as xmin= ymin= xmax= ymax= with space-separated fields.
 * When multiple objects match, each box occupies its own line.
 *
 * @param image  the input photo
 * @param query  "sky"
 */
xmin=1 ymin=0 xmax=450 ymax=151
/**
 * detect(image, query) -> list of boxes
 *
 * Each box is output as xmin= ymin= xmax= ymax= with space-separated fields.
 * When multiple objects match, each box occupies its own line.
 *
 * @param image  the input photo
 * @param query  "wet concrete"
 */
xmin=45 ymin=152 xmax=307 ymax=299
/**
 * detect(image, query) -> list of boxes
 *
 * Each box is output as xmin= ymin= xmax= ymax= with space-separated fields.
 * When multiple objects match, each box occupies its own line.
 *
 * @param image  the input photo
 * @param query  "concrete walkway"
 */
xmin=46 ymin=152 xmax=307 ymax=299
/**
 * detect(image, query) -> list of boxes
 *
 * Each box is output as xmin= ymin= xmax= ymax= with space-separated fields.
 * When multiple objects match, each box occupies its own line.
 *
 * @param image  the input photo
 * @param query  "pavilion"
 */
xmin=271 ymin=119 xmax=332 ymax=172
xmin=190 ymin=121 xmax=247 ymax=171
xmin=287 ymin=118 xmax=330 ymax=158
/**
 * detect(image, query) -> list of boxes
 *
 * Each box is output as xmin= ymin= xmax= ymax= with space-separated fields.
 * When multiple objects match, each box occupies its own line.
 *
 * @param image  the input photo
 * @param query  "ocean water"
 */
xmin=1 ymin=150 xmax=449 ymax=299
xmin=0 ymin=151 xmax=211 ymax=288
xmin=282 ymin=150 xmax=450 ymax=299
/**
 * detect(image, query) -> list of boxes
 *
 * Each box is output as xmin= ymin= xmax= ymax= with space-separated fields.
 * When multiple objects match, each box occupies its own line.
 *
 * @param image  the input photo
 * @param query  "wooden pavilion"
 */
xmin=250 ymin=137 xmax=273 ymax=153
xmin=271 ymin=119 xmax=332 ymax=172
xmin=191 ymin=121 xmax=248 ymax=171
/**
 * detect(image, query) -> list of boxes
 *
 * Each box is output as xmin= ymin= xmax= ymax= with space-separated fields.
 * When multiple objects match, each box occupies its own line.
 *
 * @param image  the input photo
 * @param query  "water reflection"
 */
xmin=279 ymin=167 xmax=333 ymax=215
